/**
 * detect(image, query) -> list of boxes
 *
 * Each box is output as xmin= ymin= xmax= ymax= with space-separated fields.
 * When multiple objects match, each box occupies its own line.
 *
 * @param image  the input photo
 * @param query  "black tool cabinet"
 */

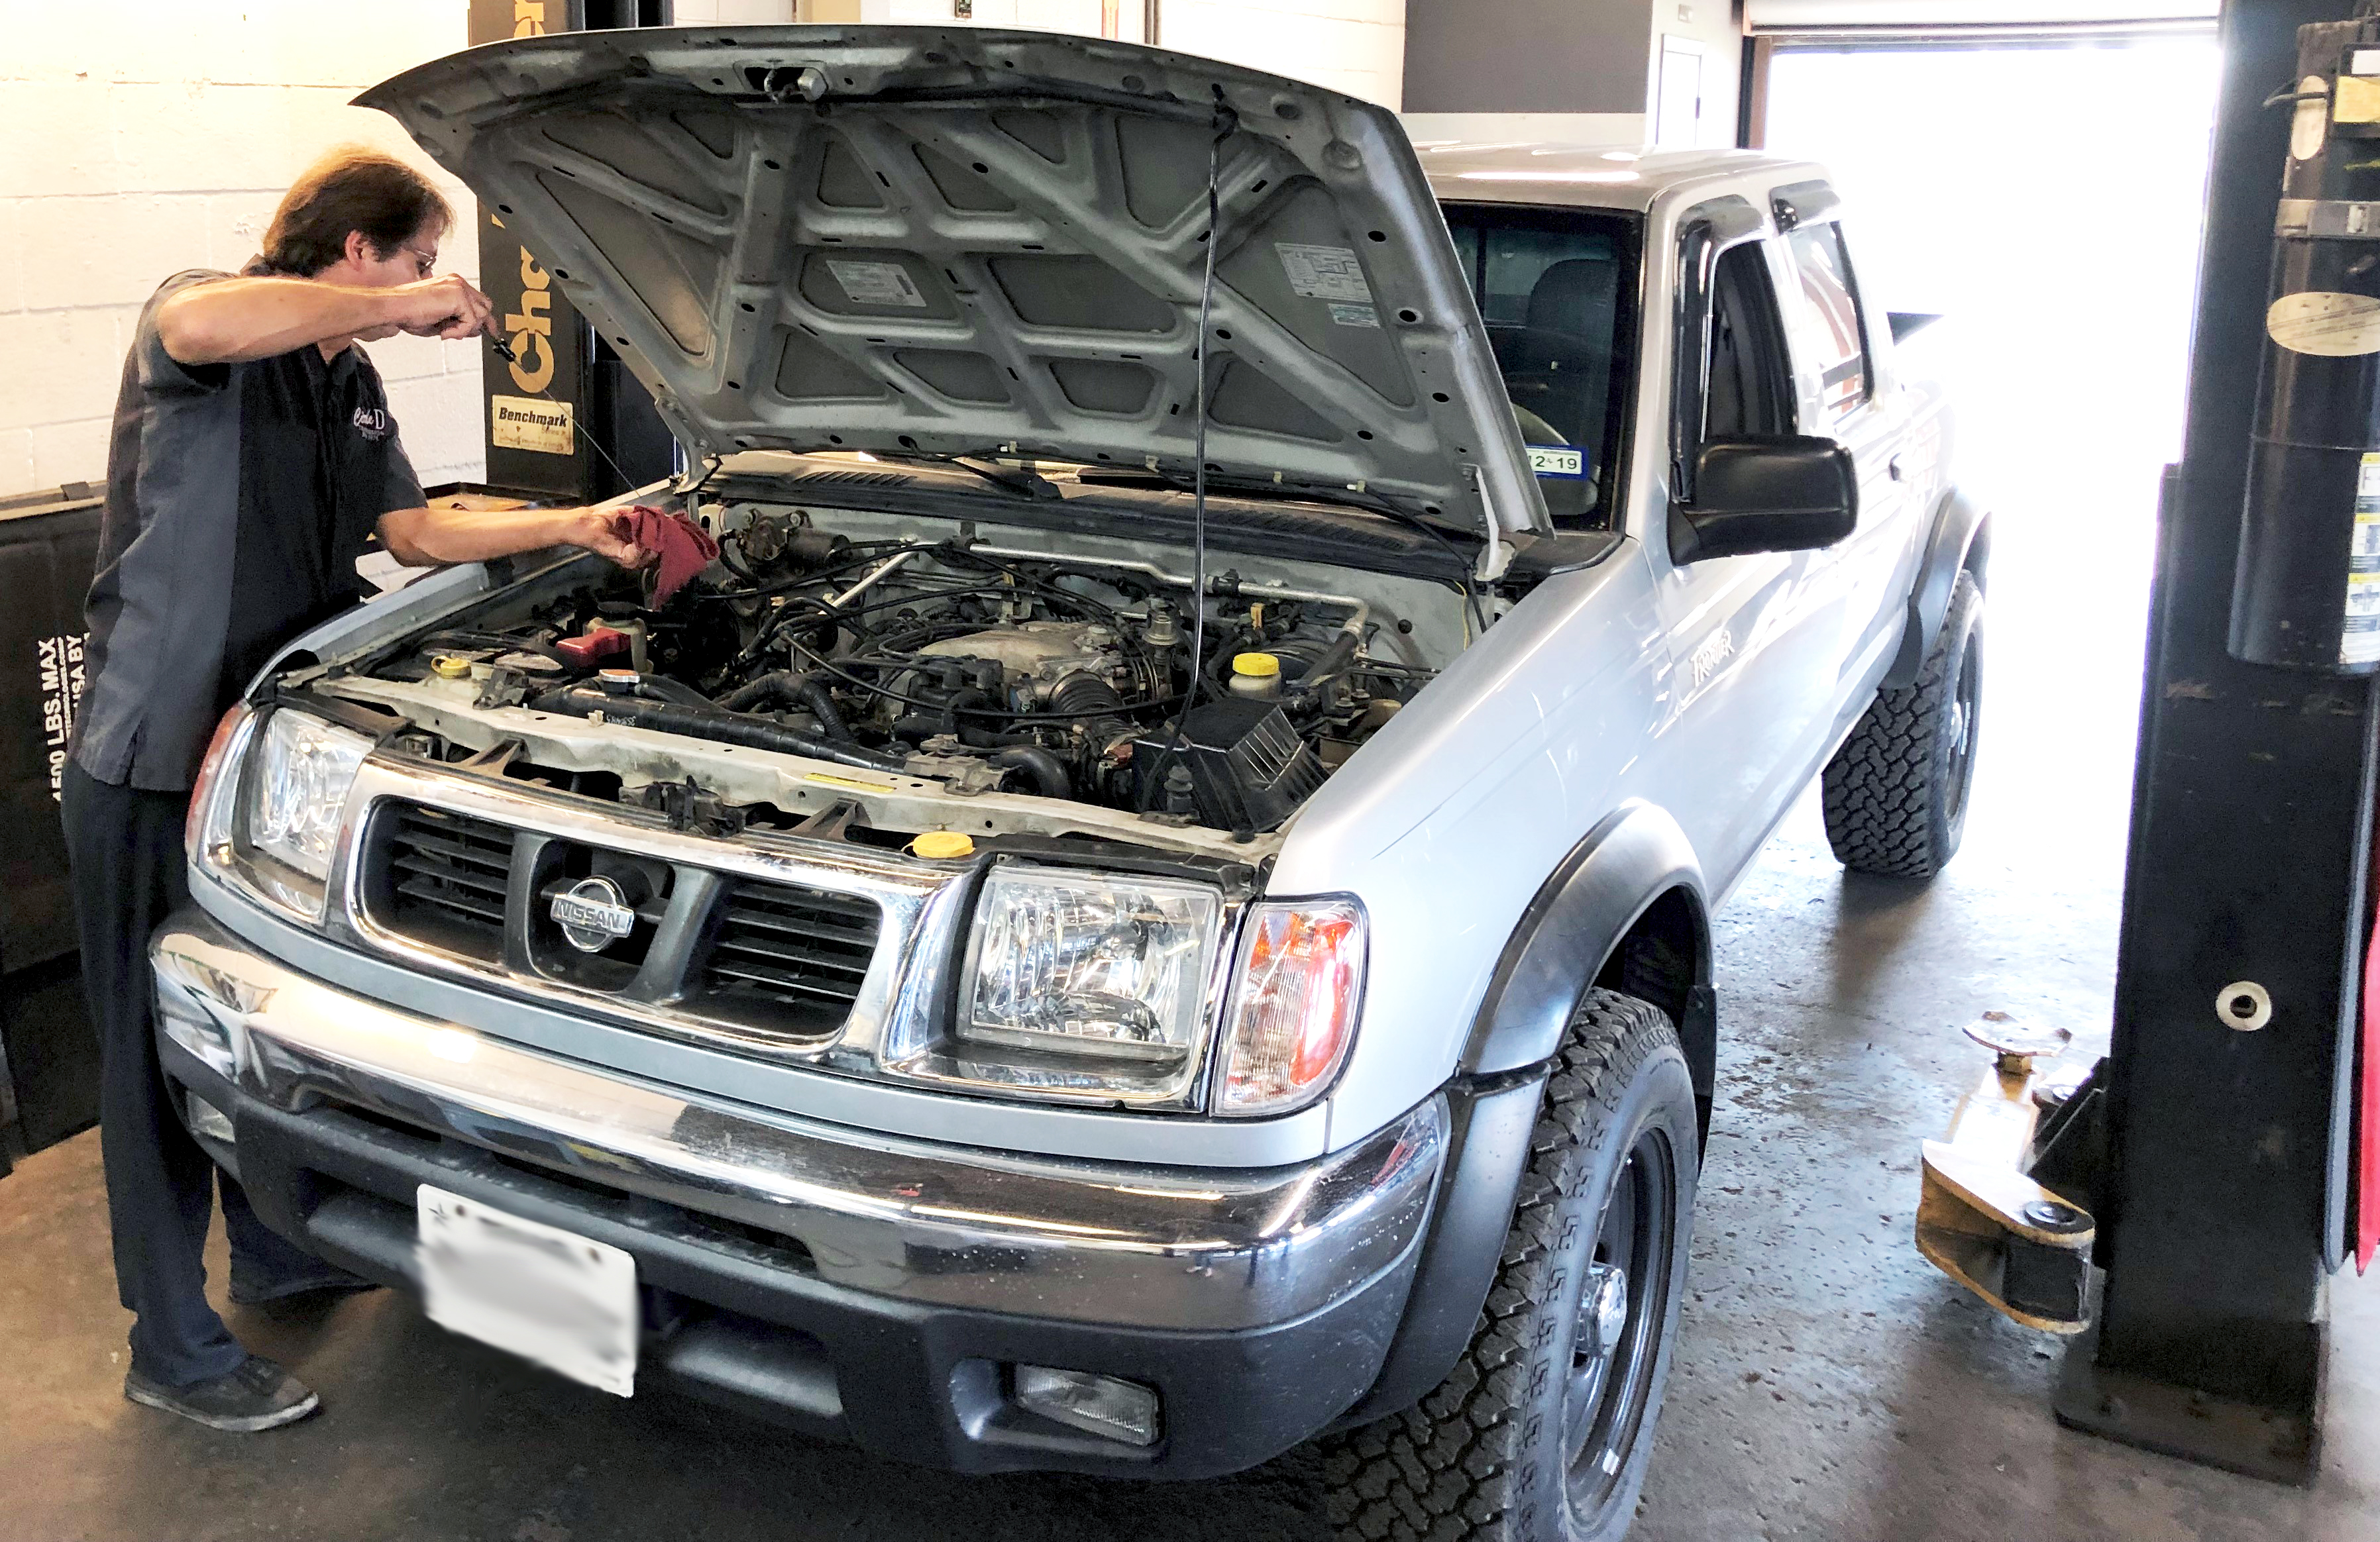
xmin=0 ymin=485 xmax=103 ymax=1174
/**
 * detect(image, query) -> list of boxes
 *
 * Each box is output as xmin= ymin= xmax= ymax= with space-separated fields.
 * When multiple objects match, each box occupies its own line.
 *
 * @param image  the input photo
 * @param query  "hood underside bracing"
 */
xmin=359 ymin=25 xmax=1542 ymax=539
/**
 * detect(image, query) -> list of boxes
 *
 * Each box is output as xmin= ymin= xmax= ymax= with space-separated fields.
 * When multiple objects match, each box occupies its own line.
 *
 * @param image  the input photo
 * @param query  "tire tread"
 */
xmin=1821 ymin=571 xmax=1982 ymax=878
xmin=1323 ymin=992 xmax=1686 ymax=1542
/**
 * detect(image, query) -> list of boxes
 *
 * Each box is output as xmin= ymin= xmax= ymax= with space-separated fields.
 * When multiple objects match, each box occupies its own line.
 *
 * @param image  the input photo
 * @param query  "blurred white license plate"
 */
xmin=416 ymin=1186 xmax=637 ymax=1397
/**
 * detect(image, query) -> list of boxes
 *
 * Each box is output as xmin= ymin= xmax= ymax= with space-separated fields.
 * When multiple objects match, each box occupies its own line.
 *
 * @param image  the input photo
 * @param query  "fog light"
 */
xmin=186 ymin=1092 xmax=236 ymax=1145
xmin=1013 ymin=1363 xmax=1161 ymax=1446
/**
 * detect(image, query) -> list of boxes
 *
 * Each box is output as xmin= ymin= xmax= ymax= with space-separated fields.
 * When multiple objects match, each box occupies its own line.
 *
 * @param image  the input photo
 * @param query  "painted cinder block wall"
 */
xmin=0 ymin=0 xmax=1408 ymax=501
xmin=0 ymin=3 xmax=492 ymax=495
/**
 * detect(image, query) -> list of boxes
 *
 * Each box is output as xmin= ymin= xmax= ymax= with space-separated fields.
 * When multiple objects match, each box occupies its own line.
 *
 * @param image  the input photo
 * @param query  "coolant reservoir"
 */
xmin=1230 ymin=652 xmax=1283 ymax=699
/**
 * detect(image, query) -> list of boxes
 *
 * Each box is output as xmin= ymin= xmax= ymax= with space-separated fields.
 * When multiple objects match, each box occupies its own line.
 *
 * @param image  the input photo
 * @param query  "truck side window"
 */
xmin=1704 ymin=242 xmax=1794 ymax=440
xmin=1440 ymin=203 xmax=1643 ymax=529
xmin=1782 ymin=222 xmax=1870 ymax=421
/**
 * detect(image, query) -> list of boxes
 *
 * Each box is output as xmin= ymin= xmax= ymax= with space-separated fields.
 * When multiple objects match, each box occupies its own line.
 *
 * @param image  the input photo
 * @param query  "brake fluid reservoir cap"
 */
xmin=910 ymin=831 xmax=976 ymax=860
xmin=1232 ymin=652 xmax=1281 ymax=678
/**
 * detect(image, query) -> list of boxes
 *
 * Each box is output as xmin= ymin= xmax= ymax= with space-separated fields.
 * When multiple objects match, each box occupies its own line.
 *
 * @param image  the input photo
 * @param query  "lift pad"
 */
xmin=1916 ymin=1014 xmax=2096 ymax=1333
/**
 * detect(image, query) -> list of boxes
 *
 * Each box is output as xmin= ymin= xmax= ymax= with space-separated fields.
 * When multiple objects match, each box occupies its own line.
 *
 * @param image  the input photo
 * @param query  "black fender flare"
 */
xmin=1461 ymin=799 xmax=1709 ymax=1076
xmin=1880 ymin=486 xmax=1991 ymax=690
xmin=1334 ymin=802 xmax=1713 ymax=1427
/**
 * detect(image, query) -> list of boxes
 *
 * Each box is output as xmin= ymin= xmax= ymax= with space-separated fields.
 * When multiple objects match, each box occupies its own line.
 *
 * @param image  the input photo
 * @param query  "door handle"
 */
xmin=1888 ymin=454 xmax=1906 ymax=482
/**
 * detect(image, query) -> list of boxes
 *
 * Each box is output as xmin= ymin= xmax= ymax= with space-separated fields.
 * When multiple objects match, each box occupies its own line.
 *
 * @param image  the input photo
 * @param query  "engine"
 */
xmin=377 ymin=510 xmax=1427 ymax=835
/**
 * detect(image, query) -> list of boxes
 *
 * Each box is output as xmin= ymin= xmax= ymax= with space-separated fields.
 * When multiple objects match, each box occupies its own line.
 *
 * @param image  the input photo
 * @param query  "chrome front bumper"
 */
xmin=150 ymin=913 xmax=1444 ymax=1335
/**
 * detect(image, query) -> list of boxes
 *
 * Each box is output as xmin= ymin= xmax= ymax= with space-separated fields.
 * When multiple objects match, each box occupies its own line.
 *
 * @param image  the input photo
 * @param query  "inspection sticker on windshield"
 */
xmin=1277 ymin=243 xmax=1372 ymax=303
xmin=828 ymin=260 xmax=927 ymax=308
xmin=1527 ymin=445 xmax=1588 ymax=479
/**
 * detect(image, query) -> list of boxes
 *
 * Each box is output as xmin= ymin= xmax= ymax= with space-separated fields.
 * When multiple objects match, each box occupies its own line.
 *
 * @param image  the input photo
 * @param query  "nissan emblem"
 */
xmin=551 ymin=875 xmax=637 ymax=952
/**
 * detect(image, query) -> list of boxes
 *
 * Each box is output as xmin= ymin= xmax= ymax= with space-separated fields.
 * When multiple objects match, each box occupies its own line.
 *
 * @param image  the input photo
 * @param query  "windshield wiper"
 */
xmin=1075 ymin=464 xmax=1476 ymax=537
xmin=898 ymin=454 xmax=1063 ymax=501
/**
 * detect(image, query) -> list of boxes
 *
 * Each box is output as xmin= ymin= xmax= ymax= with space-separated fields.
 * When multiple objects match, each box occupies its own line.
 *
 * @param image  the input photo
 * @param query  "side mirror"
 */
xmin=1670 ymin=437 xmax=1858 ymax=564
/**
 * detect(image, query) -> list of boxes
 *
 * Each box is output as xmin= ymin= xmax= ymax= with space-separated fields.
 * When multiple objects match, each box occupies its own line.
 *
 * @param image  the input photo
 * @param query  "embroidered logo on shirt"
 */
xmin=352 ymin=406 xmax=390 ymax=442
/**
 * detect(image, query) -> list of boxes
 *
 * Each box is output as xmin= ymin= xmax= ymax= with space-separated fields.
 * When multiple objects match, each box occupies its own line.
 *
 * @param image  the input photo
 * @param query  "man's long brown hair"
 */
xmin=257 ymin=146 xmax=454 ymax=278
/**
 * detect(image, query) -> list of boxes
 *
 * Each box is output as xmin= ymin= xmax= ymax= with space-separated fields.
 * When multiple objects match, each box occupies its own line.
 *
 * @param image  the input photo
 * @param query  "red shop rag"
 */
xmin=619 ymin=505 xmax=719 ymax=607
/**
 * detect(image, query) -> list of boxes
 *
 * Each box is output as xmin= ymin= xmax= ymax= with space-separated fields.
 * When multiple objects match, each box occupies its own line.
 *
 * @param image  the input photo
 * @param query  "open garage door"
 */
xmin=1747 ymin=0 xmax=2216 ymax=35
xmin=1736 ymin=30 xmax=2222 ymax=1264
xmin=1743 ymin=0 xmax=2218 ymax=144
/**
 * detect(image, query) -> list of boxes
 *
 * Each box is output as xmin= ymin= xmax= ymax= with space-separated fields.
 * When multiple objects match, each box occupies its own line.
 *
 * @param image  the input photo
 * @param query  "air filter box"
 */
xmin=1136 ymin=698 xmax=1326 ymax=833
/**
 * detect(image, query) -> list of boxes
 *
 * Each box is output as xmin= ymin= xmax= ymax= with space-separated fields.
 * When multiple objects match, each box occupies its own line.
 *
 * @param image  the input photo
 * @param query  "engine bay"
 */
xmin=337 ymin=497 xmax=1462 ymax=841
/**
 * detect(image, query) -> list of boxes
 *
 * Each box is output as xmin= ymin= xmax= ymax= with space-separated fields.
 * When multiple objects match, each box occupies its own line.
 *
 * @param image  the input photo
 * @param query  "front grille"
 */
xmin=698 ymin=878 xmax=881 ymax=1031
xmin=378 ymin=803 xmax=512 ymax=962
xmin=358 ymin=798 xmax=885 ymax=1046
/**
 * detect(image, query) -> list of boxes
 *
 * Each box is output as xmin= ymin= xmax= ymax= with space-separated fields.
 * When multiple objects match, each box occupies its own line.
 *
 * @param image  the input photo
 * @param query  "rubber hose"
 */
xmin=718 ymin=670 xmax=854 ymax=741
xmin=940 ymin=688 xmax=994 ymax=741
xmin=631 ymin=674 xmax=720 ymax=710
xmin=1294 ymin=631 xmax=1362 ymax=698
xmin=529 ymin=686 xmax=908 ymax=774
xmin=991 ymin=745 xmax=1071 ymax=799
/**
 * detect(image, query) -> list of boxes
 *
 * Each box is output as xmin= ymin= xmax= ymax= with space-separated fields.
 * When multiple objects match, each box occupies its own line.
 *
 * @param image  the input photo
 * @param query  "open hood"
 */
xmin=359 ymin=26 xmax=1540 ymax=538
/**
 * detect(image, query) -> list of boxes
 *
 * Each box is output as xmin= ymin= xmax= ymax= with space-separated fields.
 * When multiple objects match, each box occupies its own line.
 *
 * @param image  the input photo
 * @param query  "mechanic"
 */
xmin=60 ymin=146 xmax=651 ymax=1434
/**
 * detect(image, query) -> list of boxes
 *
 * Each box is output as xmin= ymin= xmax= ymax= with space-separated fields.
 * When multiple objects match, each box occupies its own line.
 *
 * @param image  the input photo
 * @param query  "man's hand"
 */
xmin=382 ymin=274 xmax=498 ymax=342
xmin=565 ymin=509 xmax=659 ymax=570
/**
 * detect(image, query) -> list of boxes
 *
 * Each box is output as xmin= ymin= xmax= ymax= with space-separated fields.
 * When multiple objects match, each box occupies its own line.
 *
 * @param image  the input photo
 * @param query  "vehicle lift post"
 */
xmin=2041 ymin=0 xmax=2377 ymax=1482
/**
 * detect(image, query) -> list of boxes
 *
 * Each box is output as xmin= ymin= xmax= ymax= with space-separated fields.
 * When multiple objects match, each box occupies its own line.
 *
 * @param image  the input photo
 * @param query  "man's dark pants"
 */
xmin=61 ymin=760 xmax=329 ymax=1386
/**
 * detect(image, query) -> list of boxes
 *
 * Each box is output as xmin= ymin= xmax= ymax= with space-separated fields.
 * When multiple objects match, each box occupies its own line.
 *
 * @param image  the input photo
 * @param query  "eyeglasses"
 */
xmin=397 ymin=243 xmax=438 ymax=280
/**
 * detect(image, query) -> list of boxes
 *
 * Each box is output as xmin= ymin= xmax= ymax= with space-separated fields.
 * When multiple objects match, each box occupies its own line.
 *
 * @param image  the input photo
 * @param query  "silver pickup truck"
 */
xmin=149 ymin=26 xmax=1986 ymax=1542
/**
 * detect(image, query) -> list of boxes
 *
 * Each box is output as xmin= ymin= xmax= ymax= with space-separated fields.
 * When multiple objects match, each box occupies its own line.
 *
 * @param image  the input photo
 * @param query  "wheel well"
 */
xmin=1593 ymin=885 xmax=1717 ymax=1141
xmin=1962 ymin=512 xmax=1992 ymax=590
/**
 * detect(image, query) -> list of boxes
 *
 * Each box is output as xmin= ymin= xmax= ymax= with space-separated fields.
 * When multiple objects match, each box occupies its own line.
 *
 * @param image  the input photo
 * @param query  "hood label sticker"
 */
xmin=1277 ymin=243 xmax=1372 ymax=304
xmin=1327 ymin=302 xmax=1379 ymax=329
xmin=829 ymin=260 xmax=927 ymax=309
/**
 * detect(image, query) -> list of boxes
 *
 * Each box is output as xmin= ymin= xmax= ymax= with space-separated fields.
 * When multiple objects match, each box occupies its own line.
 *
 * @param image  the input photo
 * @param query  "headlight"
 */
xmin=1213 ymin=898 xmax=1366 ymax=1116
xmin=247 ymin=709 xmax=373 ymax=883
xmin=961 ymin=865 xmax=1222 ymax=1065
xmin=193 ymin=707 xmax=374 ymax=922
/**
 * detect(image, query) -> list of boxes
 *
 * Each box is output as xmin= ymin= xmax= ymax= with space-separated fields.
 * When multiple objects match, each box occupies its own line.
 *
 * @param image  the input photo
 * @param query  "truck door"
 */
xmin=1643 ymin=198 xmax=1857 ymax=892
xmin=1772 ymin=187 xmax=1918 ymax=706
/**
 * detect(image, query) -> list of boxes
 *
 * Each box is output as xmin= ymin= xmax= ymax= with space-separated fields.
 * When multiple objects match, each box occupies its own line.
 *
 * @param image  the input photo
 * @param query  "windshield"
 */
xmin=1440 ymin=203 xmax=1643 ymax=528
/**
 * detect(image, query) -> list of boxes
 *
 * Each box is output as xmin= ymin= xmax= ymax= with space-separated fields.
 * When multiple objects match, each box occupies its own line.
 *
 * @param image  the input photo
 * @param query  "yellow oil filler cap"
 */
xmin=429 ymin=653 xmax=473 ymax=680
xmin=910 ymin=830 xmax=977 ymax=860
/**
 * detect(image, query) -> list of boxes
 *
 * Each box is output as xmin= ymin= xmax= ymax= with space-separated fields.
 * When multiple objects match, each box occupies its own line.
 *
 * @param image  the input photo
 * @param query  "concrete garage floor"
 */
xmin=5 ymin=464 xmax=2378 ymax=1541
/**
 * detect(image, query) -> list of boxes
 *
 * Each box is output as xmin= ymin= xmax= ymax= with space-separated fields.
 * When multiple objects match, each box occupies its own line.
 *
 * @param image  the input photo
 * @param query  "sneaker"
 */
xmin=228 ymin=1266 xmax=382 ymax=1307
xmin=124 ymin=1355 xmax=321 ymax=1433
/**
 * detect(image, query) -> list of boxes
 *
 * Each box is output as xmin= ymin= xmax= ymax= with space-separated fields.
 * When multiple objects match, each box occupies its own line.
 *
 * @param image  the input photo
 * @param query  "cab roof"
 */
xmin=1415 ymin=142 xmax=1827 ymax=213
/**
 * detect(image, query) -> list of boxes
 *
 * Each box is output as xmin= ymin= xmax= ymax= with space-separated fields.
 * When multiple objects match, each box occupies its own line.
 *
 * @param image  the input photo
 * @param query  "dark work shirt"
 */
xmin=71 ymin=269 xmax=425 ymax=791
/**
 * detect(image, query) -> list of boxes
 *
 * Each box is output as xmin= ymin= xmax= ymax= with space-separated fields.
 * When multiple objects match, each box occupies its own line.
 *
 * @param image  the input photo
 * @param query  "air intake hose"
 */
xmin=1048 ymin=671 xmax=1132 ymax=745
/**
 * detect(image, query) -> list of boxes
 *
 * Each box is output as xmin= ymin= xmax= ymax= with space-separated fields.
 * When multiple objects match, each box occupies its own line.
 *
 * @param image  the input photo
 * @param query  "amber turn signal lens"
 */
xmin=1214 ymin=898 xmax=1366 ymax=1115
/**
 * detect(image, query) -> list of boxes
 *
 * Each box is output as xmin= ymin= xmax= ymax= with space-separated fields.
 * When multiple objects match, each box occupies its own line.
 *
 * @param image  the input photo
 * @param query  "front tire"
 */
xmin=1324 ymin=990 xmax=1700 ymax=1542
xmin=1821 ymin=570 xmax=1984 ymax=878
